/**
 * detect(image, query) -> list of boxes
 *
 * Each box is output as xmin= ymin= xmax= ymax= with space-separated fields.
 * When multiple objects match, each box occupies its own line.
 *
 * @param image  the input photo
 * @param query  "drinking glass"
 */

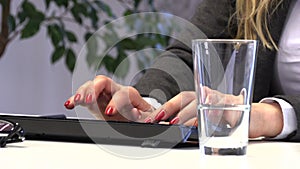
xmin=193 ymin=39 xmax=258 ymax=155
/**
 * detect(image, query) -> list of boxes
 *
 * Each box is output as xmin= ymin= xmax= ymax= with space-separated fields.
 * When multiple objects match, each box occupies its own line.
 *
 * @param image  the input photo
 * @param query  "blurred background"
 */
xmin=0 ymin=0 xmax=200 ymax=118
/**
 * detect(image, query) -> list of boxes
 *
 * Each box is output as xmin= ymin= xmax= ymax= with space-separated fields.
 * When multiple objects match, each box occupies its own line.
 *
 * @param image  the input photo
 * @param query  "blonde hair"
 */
xmin=234 ymin=0 xmax=283 ymax=50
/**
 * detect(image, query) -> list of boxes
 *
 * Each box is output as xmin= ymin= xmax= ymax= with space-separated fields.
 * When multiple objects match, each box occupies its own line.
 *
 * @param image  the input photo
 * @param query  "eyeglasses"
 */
xmin=0 ymin=119 xmax=25 ymax=147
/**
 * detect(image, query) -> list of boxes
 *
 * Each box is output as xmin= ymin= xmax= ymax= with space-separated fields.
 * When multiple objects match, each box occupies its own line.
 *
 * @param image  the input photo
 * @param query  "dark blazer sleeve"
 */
xmin=134 ymin=0 xmax=235 ymax=103
xmin=134 ymin=0 xmax=300 ymax=141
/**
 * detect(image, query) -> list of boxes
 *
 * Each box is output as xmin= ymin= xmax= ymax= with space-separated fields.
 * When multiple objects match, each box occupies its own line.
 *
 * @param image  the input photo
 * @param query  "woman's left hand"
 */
xmin=143 ymin=87 xmax=244 ymax=127
xmin=144 ymin=89 xmax=284 ymax=139
xmin=143 ymin=91 xmax=198 ymax=126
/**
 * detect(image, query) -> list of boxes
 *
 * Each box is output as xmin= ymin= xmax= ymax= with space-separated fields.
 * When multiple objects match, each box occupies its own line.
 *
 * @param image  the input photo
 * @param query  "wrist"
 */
xmin=249 ymin=103 xmax=283 ymax=138
xmin=263 ymin=102 xmax=284 ymax=137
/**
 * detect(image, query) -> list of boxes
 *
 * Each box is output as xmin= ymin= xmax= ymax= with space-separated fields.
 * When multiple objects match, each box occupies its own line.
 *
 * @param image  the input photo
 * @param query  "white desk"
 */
xmin=1 ymin=140 xmax=300 ymax=169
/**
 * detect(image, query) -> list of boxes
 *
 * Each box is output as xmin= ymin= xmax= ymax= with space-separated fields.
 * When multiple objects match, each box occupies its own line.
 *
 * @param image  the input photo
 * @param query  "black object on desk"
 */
xmin=0 ymin=114 xmax=198 ymax=148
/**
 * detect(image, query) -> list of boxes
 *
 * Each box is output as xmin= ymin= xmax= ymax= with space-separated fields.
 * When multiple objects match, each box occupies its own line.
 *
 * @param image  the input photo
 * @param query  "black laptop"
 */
xmin=0 ymin=113 xmax=198 ymax=148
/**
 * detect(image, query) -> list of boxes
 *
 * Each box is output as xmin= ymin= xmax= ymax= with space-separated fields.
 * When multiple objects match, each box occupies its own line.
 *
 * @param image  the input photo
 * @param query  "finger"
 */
xmin=199 ymin=86 xmax=213 ymax=103
xmin=183 ymin=117 xmax=198 ymax=127
xmin=128 ymin=87 xmax=154 ymax=112
xmin=86 ymin=101 xmax=105 ymax=120
xmin=81 ymin=81 xmax=97 ymax=107
xmin=145 ymin=91 xmax=196 ymax=123
xmin=132 ymin=107 xmax=153 ymax=122
xmin=81 ymin=76 xmax=119 ymax=118
xmin=136 ymin=108 xmax=153 ymax=123
xmin=64 ymin=77 xmax=107 ymax=109
xmin=112 ymin=87 xmax=153 ymax=113
xmin=170 ymin=99 xmax=197 ymax=125
xmin=104 ymin=87 xmax=152 ymax=121
xmin=93 ymin=75 xmax=121 ymax=98
xmin=64 ymin=95 xmax=75 ymax=109
xmin=69 ymin=81 xmax=94 ymax=106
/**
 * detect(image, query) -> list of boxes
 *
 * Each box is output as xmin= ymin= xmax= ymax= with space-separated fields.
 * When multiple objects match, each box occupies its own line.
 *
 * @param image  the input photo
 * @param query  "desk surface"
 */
xmin=1 ymin=140 xmax=300 ymax=169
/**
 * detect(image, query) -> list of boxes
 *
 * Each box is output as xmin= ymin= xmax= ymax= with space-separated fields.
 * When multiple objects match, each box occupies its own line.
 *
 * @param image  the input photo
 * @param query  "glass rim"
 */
xmin=192 ymin=39 xmax=258 ymax=43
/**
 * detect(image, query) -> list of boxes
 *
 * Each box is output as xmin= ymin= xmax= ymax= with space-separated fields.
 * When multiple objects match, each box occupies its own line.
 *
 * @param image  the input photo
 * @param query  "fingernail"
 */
xmin=64 ymin=100 xmax=70 ymax=107
xmin=170 ymin=117 xmax=180 ymax=125
xmin=85 ymin=94 xmax=92 ymax=104
xmin=155 ymin=110 xmax=165 ymax=121
xmin=105 ymin=106 xmax=114 ymax=116
xmin=74 ymin=94 xmax=81 ymax=102
xmin=64 ymin=100 xmax=74 ymax=109
xmin=144 ymin=118 xmax=152 ymax=123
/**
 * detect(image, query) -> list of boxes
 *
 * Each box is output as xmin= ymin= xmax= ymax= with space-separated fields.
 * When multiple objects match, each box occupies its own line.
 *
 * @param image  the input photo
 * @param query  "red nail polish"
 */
xmin=74 ymin=94 xmax=81 ymax=102
xmin=105 ymin=107 xmax=114 ymax=116
xmin=85 ymin=94 xmax=92 ymax=104
xmin=155 ymin=110 xmax=165 ymax=121
xmin=64 ymin=100 xmax=70 ymax=107
xmin=64 ymin=100 xmax=74 ymax=109
xmin=170 ymin=117 xmax=180 ymax=125
xmin=144 ymin=118 xmax=152 ymax=123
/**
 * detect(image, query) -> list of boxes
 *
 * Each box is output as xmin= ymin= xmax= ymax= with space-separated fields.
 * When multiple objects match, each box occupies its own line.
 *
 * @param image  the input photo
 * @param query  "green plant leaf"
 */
xmin=45 ymin=0 xmax=51 ymax=9
xmin=47 ymin=24 xmax=63 ymax=47
xmin=66 ymin=31 xmax=77 ymax=42
xmin=84 ymin=32 xmax=93 ymax=41
xmin=156 ymin=34 xmax=169 ymax=47
xmin=65 ymin=49 xmax=76 ymax=72
xmin=102 ymin=55 xmax=115 ymax=73
xmin=70 ymin=5 xmax=83 ymax=24
xmin=51 ymin=46 xmax=65 ymax=63
xmin=1 ymin=0 xmax=170 ymax=75
xmin=17 ymin=10 xmax=27 ymax=24
xmin=114 ymin=49 xmax=130 ymax=78
xmin=115 ymin=57 xmax=129 ymax=78
xmin=123 ymin=9 xmax=133 ymax=16
xmin=87 ymin=8 xmax=99 ymax=29
xmin=32 ymin=11 xmax=45 ymax=21
xmin=70 ymin=2 xmax=88 ymax=20
xmin=137 ymin=34 xmax=158 ymax=47
xmin=86 ymin=35 xmax=99 ymax=67
xmin=119 ymin=38 xmax=137 ymax=50
xmin=8 ymin=15 xmax=16 ymax=33
xmin=101 ymin=30 xmax=119 ymax=48
xmin=19 ymin=1 xmax=45 ymax=39
xmin=94 ymin=1 xmax=115 ymax=17
xmin=74 ymin=3 xmax=88 ymax=16
xmin=54 ymin=0 xmax=69 ymax=8
xmin=22 ymin=1 xmax=36 ymax=17
xmin=21 ymin=19 xmax=41 ymax=39
xmin=19 ymin=1 xmax=45 ymax=23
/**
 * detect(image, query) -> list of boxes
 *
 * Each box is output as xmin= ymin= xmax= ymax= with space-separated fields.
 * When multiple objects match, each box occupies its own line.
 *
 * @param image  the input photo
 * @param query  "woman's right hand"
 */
xmin=64 ymin=75 xmax=154 ymax=122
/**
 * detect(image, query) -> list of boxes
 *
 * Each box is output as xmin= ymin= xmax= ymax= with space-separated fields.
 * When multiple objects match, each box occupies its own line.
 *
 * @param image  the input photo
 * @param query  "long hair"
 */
xmin=234 ymin=0 xmax=284 ymax=50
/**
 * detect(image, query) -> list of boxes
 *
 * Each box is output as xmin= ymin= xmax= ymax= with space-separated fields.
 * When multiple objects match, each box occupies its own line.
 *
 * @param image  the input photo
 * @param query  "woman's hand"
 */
xmin=144 ymin=88 xmax=284 ymax=139
xmin=143 ymin=87 xmax=244 ymax=127
xmin=250 ymin=102 xmax=283 ymax=138
xmin=64 ymin=75 xmax=154 ymax=122
xmin=143 ymin=91 xmax=198 ymax=126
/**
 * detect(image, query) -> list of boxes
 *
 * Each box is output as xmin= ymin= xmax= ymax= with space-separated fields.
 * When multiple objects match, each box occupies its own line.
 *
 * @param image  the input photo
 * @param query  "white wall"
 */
xmin=0 ymin=0 xmax=200 ymax=117
xmin=0 ymin=0 xmax=81 ymax=116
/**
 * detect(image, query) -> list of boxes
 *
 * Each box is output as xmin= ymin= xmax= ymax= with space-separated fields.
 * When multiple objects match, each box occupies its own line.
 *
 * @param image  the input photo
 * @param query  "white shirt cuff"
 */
xmin=260 ymin=97 xmax=297 ymax=139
